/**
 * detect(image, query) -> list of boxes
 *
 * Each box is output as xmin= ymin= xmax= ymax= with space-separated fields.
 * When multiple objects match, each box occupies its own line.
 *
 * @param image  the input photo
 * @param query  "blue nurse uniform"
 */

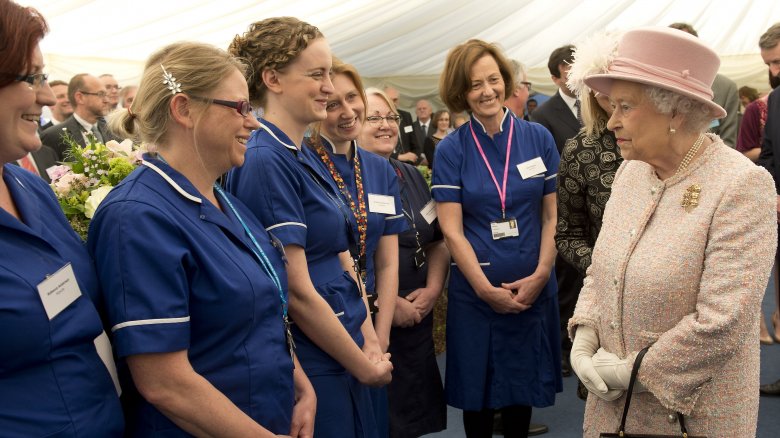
xmin=431 ymin=110 xmax=563 ymax=410
xmin=0 ymin=164 xmax=123 ymax=437
xmin=88 ymin=156 xmax=294 ymax=436
xmin=225 ymin=120 xmax=378 ymax=438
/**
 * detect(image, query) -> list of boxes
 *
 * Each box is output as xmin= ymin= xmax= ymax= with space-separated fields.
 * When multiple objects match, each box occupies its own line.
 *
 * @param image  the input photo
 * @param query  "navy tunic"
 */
xmin=226 ymin=120 xmax=378 ymax=438
xmin=0 ymin=164 xmax=123 ymax=437
xmin=431 ymin=110 xmax=563 ymax=410
xmin=89 ymin=156 xmax=294 ymax=436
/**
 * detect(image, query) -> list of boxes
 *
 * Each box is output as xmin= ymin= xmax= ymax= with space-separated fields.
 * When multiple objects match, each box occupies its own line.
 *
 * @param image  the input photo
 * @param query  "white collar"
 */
xmin=558 ymin=88 xmax=579 ymax=116
xmin=72 ymin=113 xmax=96 ymax=132
xmin=258 ymin=121 xmax=298 ymax=152
xmin=471 ymin=107 xmax=511 ymax=135
xmin=142 ymin=160 xmax=202 ymax=204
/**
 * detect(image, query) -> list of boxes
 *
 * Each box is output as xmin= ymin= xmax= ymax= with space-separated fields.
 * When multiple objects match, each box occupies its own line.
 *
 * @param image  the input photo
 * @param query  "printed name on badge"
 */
xmin=368 ymin=193 xmax=396 ymax=214
xmin=491 ymin=217 xmax=519 ymax=240
xmin=421 ymin=200 xmax=437 ymax=224
xmin=403 ymin=125 xmax=414 ymax=134
xmin=37 ymin=263 xmax=82 ymax=320
xmin=517 ymin=157 xmax=547 ymax=179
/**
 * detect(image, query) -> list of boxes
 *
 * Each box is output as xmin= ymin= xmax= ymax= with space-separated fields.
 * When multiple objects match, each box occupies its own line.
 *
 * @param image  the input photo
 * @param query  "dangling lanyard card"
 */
xmin=490 ymin=217 xmax=519 ymax=240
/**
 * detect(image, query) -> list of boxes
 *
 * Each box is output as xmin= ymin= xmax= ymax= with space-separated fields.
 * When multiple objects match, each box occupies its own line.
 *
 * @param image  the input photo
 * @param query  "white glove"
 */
xmin=570 ymin=326 xmax=624 ymax=401
xmin=592 ymin=348 xmax=644 ymax=392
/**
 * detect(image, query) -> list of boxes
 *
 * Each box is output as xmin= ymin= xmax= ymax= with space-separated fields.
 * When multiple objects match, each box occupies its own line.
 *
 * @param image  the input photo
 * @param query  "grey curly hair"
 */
xmin=644 ymin=86 xmax=713 ymax=134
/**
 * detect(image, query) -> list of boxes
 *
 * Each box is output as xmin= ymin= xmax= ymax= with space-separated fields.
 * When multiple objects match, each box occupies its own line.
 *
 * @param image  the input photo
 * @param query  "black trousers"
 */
xmin=463 ymin=405 xmax=532 ymax=438
xmin=556 ymin=254 xmax=584 ymax=355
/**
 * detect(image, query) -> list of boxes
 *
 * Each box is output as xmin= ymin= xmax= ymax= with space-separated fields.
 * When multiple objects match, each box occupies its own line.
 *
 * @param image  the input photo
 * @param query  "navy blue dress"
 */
xmin=431 ymin=110 xmax=563 ymax=410
xmin=88 ymin=156 xmax=294 ymax=436
xmin=226 ymin=120 xmax=378 ymax=438
xmin=0 ymin=164 xmax=123 ymax=437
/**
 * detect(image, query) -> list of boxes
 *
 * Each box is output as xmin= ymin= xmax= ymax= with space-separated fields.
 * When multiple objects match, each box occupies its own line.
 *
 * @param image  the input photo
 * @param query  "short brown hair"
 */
xmin=67 ymin=73 xmax=89 ymax=109
xmin=0 ymin=0 xmax=48 ymax=88
xmin=439 ymin=39 xmax=515 ymax=114
xmin=547 ymin=45 xmax=575 ymax=78
xmin=669 ymin=22 xmax=698 ymax=37
xmin=760 ymin=23 xmax=780 ymax=50
xmin=307 ymin=58 xmax=367 ymax=149
xmin=48 ymin=79 xmax=67 ymax=88
xmin=229 ymin=17 xmax=323 ymax=107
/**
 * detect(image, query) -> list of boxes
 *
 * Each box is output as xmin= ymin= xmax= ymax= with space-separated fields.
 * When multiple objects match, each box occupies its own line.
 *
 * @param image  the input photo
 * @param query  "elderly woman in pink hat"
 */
xmin=568 ymin=27 xmax=777 ymax=436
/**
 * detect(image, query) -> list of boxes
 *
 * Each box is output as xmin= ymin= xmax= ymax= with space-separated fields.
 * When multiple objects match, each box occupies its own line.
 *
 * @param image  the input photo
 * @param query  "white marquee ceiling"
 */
xmin=19 ymin=0 xmax=780 ymax=111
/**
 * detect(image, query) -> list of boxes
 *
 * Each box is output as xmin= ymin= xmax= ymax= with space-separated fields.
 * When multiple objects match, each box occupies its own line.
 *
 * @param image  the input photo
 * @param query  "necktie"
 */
xmin=91 ymin=124 xmax=104 ymax=143
xmin=18 ymin=154 xmax=38 ymax=174
xmin=574 ymin=99 xmax=584 ymax=127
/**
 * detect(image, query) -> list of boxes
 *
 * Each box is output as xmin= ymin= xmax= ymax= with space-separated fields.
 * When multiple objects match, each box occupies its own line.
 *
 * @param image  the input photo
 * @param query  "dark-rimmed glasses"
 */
xmin=80 ymin=90 xmax=108 ymax=99
xmin=189 ymin=95 xmax=253 ymax=117
xmin=366 ymin=114 xmax=401 ymax=126
xmin=15 ymin=73 xmax=49 ymax=88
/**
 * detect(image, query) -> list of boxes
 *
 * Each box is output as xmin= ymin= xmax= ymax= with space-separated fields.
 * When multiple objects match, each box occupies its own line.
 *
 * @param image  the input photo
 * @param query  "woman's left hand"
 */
xmin=289 ymin=367 xmax=317 ymax=438
xmin=362 ymin=338 xmax=386 ymax=363
xmin=502 ymin=273 xmax=546 ymax=307
xmin=406 ymin=286 xmax=440 ymax=319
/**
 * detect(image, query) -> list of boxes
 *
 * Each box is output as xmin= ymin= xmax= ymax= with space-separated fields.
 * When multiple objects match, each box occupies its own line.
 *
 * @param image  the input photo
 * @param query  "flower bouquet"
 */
xmin=416 ymin=165 xmax=431 ymax=187
xmin=47 ymin=133 xmax=145 ymax=239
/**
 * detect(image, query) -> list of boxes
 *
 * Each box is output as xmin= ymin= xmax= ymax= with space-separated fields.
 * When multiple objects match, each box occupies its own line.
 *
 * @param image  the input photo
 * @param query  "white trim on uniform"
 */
xmin=111 ymin=316 xmax=190 ymax=332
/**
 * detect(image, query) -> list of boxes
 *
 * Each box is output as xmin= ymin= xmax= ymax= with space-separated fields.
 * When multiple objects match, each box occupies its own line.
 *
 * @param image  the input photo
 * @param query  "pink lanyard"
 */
xmin=469 ymin=118 xmax=514 ymax=218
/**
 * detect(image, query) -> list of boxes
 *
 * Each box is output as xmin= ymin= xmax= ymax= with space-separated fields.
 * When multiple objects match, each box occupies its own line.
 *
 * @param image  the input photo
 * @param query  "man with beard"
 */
xmin=758 ymin=22 xmax=780 ymax=396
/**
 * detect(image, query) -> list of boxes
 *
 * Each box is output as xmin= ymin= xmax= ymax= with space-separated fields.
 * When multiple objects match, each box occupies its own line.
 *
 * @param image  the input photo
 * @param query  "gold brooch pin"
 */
xmin=681 ymin=184 xmax=701 ymax=212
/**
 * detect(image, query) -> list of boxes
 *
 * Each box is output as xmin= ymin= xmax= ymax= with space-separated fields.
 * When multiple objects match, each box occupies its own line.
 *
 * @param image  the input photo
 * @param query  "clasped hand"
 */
xmin=570 ymin=326 xmax=624 ymax=401
xmin=477 ymin=273 xmax=545 ymax=314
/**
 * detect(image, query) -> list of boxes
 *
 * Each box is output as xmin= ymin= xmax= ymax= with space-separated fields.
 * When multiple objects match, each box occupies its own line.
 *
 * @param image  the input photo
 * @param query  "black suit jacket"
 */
xmin=530 ymin=91 xmax=581 ymax=153
xmin=413 ymin=119 xmax=435 ymax=152
xmin=40 ymin=115 xmax=116 ymax=161
xmin=393 ymin=109 xmax=421 ymax=162
xmin=759 ymin=88 xmax=780 ymax=193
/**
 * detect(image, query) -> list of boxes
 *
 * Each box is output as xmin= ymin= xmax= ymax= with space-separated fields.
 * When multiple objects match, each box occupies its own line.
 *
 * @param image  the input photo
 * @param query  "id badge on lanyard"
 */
xmin=470 ymin=119 xmax=519 ymax=241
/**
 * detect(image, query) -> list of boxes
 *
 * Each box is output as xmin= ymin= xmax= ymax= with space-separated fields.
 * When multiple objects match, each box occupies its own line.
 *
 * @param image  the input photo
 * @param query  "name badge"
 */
xmin=368 ymin=193 xmax=396 ymax=214
xmin=491 ymin=217 xmax=519 ymax=240
xmin=420 ymin=200 xmax=437 ymax=224
xmin=517 ymin=157 xmax=547 ymax=179
xmin=37 ymin=263 xmax=82 ymax=320
xmin=403 ymin=125 xmax=414 ymax=134
xmin=94 ymin=331 xmax=122 ymax=395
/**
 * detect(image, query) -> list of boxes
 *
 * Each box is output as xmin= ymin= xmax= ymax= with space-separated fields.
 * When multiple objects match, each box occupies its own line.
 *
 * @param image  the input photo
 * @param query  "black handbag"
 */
xmin=600 ymin=347 xmax=706 ymax=438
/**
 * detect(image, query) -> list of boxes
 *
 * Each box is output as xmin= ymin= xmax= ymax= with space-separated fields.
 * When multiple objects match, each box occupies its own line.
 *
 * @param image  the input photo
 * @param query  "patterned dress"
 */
xmin=555 ymin=119 xmax=622 ymax=275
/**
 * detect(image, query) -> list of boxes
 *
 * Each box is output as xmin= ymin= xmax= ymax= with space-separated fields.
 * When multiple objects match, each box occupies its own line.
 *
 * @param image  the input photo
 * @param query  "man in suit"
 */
xmin=40 ymin=79 xmax=72 ymax=131
xmin=506 ymin=60 xmax=532 ymax=120
xmin=531 ymin=44 xmax=582 ymax=378
xmin=413 ymin=99 xmax=434 ymax=149
xmin=100 ymin=74 xmax=121 ymax=112
xmin=669 ymin=23 xmax=740 ymax=148
xmin=384 ymin=86 xmax=421 ymax=165
xmin=757 ymin=22 xmax=780 ymax=397
xmin=40 ymin=73 xmax=114 ymax=161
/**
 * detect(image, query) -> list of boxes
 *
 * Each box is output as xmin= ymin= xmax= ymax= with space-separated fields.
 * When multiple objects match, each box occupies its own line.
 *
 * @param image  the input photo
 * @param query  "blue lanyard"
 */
xmin=213 ymin=184 xmax=287 ymax=319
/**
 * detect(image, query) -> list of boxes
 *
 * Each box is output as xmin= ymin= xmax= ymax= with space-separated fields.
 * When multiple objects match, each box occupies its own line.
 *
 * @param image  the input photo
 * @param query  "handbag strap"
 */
xmin=618 ymin=347 xmax=690 ymax=437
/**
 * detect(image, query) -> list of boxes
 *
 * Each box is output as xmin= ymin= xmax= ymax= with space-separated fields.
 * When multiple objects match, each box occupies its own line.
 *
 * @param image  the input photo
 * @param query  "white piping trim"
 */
xmin=451 ymin=262 xmax=491 ymax=266
xmin=545 ymin=173 xmax=558 ymax=180
xmin=431 ymin=184 xmax=461 ymax=190
xmin=111 ymin=316 xmax=190 ymax=332
xmin=266 ymin=221 xmax=307 ymax=231
xmin=258 ymin=121 xmax=298 ymax=151
xmin=142 ymin=161 xmax=202 ymax=204
xmin=385 ymin=214 xmax=403 ymax=220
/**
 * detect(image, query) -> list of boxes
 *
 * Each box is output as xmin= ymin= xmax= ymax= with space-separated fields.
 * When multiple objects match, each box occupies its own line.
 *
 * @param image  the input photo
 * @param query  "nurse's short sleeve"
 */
xmin=538 ymin=127 xmax=560 ymax=195
xmin=382 ymin=161 xmax=408 ymax=235
xmin=89 ymin=200 xmax=191 ymax=358
xmin=431 ymin=135 xmax=463 ymax=203
xmin=226 ymin=146 xmax=307 ymax=248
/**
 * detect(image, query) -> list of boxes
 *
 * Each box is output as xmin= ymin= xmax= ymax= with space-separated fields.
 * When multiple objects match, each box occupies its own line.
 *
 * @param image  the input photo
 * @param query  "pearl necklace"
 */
xmin=675 ymin=134 xmax=705 ymax=176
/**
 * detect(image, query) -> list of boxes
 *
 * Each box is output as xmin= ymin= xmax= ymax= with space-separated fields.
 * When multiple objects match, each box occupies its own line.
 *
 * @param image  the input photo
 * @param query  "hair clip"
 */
xmin=161 ymin=64 xmax=182 ymax=94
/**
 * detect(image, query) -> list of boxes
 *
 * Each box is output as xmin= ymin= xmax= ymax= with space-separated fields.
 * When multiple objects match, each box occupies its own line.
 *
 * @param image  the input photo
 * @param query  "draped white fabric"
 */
xmin=21 ymin=0 xmax=780 ymax=112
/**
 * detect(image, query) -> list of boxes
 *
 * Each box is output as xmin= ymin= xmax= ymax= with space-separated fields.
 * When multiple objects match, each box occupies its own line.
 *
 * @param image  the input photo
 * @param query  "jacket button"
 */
xmin=199 ymin=214 xmax=206 ymax=219
xmin=613 ymin=277 xmax=619 ymax=286
xmin=610 ymin=321 xmax=618 ymax=329
xmin=684 ymin=396 xmax=692 ymax=403
xmin=667 ymin=414 xmax=677 ymax=423
xmin=629 ymin=229 xmax=636 ymax=237
xmin=650 ymin=187 xmax=657 ymax=195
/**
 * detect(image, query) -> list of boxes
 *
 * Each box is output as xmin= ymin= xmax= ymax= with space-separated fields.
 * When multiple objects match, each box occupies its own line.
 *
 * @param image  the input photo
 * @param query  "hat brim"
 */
xmin=584 ymin=73 xmax=727 ymax=119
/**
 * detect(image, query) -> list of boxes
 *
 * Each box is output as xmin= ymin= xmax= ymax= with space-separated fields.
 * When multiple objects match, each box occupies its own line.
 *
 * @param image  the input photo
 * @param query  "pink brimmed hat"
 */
xmin=584 ymin=26 xmax=726 ymax=119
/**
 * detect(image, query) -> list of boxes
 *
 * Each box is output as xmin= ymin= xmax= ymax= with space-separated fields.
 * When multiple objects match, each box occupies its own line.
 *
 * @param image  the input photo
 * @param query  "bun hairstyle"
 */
xmin=229 ymin=17 xmax=323 ymax=107
xmin=108 ymin=42 xmax=246 ymax=146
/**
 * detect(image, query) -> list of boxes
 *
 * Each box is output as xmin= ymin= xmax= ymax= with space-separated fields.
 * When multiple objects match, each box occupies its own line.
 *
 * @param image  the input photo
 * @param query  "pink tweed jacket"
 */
xmin=569 ymin=138 xmax=776 ymax=437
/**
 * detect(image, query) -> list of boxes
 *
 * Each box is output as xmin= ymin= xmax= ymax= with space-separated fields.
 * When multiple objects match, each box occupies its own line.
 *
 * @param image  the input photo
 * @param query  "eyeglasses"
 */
xmin=15 ymin=73 xmax=49 ymax=88
xmin=105 ymin=85 xmax=122 ymax=91
xmin=366 ymin=114 xmax=401 ymax=126
xmin=80 ymin=90 xmax=108 ymax=99
xmin=189 ymin=95 xmax=253 ymax=117
xmin=520 ymin=81 xmax=532 ymax=91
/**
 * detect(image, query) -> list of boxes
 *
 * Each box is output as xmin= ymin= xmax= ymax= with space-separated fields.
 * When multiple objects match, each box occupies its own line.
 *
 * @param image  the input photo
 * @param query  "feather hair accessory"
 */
xmin=566 ymin=30 xmax=622 ymax=98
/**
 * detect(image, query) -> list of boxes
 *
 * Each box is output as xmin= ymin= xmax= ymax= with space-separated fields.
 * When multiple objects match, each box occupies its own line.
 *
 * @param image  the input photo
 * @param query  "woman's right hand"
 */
xmin=357 ymin=356 xmax=393 ymax=387
xmin=393 ymin=296 xmax=422 ymax=327
xmin=476 ymin=284 xmax=528 ymax=314
xmin=570 ymin=326 xmax=623 ymax=401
